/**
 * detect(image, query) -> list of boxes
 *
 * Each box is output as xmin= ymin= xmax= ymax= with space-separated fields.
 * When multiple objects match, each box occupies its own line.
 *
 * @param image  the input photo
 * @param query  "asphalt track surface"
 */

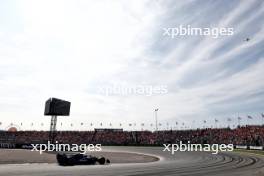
xmin=0 ymin=147 xmax=264 ymax=176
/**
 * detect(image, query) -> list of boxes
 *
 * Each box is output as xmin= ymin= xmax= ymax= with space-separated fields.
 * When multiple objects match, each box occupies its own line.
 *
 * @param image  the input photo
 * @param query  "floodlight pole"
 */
xmin=155 ymin=109 xmax=158 ymax=131
xmin=49 ymin=115 xmax=57 ymax=144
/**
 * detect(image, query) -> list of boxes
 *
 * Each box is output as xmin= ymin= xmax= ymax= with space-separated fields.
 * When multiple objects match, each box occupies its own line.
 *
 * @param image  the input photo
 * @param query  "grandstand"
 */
xmin=0 ymin=125 xmax=263 ymax=149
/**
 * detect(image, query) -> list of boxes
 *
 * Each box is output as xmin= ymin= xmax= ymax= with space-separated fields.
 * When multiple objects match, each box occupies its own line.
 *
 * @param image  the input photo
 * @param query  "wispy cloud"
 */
xmin=0 ymin=0 xmax=263 ymax=130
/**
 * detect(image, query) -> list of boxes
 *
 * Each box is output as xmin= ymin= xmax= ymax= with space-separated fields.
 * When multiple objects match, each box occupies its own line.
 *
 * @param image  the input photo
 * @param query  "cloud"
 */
xmin=0 ymin=0 xmax=263 ymax=130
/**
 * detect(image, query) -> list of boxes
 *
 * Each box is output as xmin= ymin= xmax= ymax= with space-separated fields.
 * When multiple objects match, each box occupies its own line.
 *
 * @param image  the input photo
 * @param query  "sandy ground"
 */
xmin=0 ymin=149 xmax=159 ymax=164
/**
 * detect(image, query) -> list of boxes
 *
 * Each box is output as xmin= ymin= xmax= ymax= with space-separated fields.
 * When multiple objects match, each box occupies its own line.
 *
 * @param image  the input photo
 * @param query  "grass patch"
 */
xmin=234 ymin=149 xmax=264 ymax=156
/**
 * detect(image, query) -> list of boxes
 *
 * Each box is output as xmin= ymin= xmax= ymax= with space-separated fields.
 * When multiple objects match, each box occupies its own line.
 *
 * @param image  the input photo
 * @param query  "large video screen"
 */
xmin=44 ymin=98 xmax=71 ymax=116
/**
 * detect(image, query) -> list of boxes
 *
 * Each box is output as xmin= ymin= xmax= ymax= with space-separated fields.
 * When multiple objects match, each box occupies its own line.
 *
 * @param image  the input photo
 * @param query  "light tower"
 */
xmin=44 ymin=98 xmax=71 ymax=143
xmin=154 ymin=108 xmax=159 ymax=131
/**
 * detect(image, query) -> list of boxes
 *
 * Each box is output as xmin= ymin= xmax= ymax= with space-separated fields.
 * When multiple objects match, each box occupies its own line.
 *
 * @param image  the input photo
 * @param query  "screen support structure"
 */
xmin=49 ymin=115 xmax=57 ymax=144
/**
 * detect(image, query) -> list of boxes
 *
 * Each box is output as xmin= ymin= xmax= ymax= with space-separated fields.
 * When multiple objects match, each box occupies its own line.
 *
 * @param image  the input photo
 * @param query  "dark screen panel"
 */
xmin=44 ymin=98 xmax=71 ymax=116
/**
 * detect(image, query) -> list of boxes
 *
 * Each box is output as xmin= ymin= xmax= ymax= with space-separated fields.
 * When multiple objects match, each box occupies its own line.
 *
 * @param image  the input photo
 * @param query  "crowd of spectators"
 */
xmin=0 ymin=125 xmax=263 ymax=147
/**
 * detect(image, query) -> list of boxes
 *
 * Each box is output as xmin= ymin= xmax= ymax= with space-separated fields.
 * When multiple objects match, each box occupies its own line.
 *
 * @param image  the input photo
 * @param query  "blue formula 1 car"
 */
xmin=56 ymin=153 xmax=110 ymax=166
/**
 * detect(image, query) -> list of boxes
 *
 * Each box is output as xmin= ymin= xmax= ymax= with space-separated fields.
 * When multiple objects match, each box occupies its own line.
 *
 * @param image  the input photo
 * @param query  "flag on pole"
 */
xmin=155 ymin=109 xmax=159 ymax=111
xmin=261 ymin=113 xmax=264 ymax=118
xmin=203 ymin=120 xmax=206 ymax=123
xmin=238 ymin=117 xmax=242 ymax=120
xmin=215 ymin=119 xmax=218 ymax=123
xmin=247 ymin=115 xmax=253 ymax=119
xmin=227 ymin=118 xmax=232 ymax=122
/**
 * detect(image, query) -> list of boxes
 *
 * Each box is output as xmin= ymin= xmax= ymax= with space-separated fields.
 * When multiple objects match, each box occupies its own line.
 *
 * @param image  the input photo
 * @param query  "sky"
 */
xmin=0 ymin=0 xmax=264 ymax=131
